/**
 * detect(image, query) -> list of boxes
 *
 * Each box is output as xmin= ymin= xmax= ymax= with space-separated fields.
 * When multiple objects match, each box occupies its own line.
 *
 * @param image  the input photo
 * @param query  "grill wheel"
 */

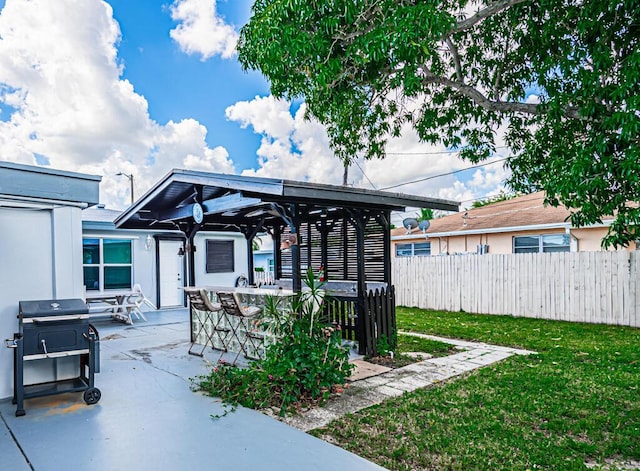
xmin=83 ymin=387 xmax=101 ymax=405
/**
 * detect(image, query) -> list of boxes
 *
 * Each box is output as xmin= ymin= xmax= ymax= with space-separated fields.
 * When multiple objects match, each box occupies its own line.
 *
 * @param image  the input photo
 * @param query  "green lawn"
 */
xmin=311 ymin=307 xmax=640 ymax=470
xmin=397 ymin=334 xmax=458 ymax=358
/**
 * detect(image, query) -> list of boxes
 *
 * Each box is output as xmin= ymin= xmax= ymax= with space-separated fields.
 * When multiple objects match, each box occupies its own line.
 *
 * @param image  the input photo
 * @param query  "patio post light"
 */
xmin=116 ymin=172 xmax=134 ymax=205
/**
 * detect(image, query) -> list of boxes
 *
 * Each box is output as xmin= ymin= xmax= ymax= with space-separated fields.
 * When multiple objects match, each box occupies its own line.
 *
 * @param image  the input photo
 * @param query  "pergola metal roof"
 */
xmin=114 ymin=169 xmax=459 ymax=231
xmin=115 ymin=169 xmax=459 ymax=354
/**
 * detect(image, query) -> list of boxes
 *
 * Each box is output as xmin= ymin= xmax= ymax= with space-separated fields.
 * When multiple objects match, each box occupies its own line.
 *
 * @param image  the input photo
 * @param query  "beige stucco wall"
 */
xmin=393 ymin=226 xmax=636 ymax=257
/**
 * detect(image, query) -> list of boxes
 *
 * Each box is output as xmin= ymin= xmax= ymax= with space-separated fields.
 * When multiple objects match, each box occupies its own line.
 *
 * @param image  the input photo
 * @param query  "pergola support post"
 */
xmin=242 ymin=217 xmax=266 ymax=286
xmin=377 ymin=211 xmax=392 ymax=285
xmin=289 ymin=204 xmax=301 ymax=292
xmin=316 ymin=219 xmax=330 ymax=280
xmin=347 ymin=209 xmax=372 ymax=355
xmin=184 ymin=223 xmax=200 ymax=288
xmin=270 ymin=203 xmax=301 ymax=292
xmin=273 ymin=225 xmax=282 ymax=281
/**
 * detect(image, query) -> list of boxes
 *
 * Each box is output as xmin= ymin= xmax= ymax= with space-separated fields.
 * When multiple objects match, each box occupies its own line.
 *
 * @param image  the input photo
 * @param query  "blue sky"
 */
xmin=0 ymin=0 xmax=509 ymax=211
xmin=106 ymin=0 xmax=268 ymax=170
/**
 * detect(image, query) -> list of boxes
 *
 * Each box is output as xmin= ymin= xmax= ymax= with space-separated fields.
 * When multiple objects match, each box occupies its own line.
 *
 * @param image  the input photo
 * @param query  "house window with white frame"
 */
xmin=83 ymin=238 xmax=133 ymax=291
xmin=513 ymin=234 xmax=571 ymax=254
xmin=395 ymin=242 xmax=431 ymax=257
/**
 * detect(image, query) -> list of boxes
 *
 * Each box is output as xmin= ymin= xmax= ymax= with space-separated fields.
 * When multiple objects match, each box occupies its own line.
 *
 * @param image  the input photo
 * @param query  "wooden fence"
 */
xmin=325 ymin=287 xmax=397 ymax=356
xmin=325 ymin=296 xmax=359 ymax=342
xmin=361 ymin=287 xmax=397 ymax=356
xmin=393 ymin=251 xmax=640 ymax=327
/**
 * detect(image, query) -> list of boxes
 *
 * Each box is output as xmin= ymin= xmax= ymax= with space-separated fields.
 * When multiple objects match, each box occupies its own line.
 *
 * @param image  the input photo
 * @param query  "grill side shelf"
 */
xmin=23 ymin=314 xmax=90 ymax=323
xmin=23 ymin=348 xmax=91 ymax=361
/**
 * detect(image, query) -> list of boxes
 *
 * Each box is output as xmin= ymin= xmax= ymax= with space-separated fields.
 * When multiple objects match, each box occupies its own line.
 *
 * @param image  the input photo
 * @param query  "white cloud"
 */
xmin=526 ymin=94 xmax=541 ymax=104
xmin=226 ymin=96 xmax=296 ymax=141
xmin=226 ymin=95 xmax=509 ymax=205
xmin=226 ymin=97 xmax=342 ymax=183
xmin=169 ymin=0 xmax=238 ymax=60
xmin=0 ymin=0 xmax=234 ymax=209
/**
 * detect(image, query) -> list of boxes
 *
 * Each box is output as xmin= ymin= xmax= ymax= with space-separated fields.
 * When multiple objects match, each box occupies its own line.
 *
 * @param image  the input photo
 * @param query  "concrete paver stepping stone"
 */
xmin=348 ymin=360 xmax=392 ymax=381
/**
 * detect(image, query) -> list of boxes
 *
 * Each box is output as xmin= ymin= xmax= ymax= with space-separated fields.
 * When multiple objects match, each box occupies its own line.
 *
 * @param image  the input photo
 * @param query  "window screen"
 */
xmin=206 ymin=240 xmax=235 ymax=273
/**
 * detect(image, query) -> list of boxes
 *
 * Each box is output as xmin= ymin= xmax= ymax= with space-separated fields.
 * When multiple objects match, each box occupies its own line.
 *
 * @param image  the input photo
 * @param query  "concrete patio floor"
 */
xmin=0 ymin=309 xmax=385 ymax=471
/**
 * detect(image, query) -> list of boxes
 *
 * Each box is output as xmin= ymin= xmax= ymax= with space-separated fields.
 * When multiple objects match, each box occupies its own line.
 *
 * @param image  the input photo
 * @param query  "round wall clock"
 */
xmin=192 ymin=202 xmax=203 ymax=224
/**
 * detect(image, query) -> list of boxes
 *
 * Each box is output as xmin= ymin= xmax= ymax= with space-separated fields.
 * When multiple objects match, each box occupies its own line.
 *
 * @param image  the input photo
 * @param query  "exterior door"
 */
xmin=159 ymin=240 xmax=184 ymax=308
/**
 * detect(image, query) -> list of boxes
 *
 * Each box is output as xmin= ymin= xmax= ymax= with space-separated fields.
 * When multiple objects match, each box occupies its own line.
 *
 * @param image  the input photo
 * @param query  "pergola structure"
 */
xmin=115 ymin=169 xmax=459 ymax=354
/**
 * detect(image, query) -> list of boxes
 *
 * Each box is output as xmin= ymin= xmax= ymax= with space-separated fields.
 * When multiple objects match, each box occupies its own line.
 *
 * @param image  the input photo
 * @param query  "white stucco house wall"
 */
xmin=0 ymin=161 xmax=252 ymax=400
xmin=82 ymin=206 xmax=249 ymax=309
xmin=0 ymin=162 xmax=101 ymax=399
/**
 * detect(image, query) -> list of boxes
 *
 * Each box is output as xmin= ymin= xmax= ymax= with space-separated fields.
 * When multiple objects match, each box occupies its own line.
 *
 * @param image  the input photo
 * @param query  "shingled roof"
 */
xmin=391 ymin=192 xmax=614 ymax=238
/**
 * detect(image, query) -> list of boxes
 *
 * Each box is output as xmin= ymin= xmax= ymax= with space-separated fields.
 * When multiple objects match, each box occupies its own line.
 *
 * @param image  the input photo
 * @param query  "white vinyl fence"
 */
xmin=393 ymin=251 xmax=640 ymax=327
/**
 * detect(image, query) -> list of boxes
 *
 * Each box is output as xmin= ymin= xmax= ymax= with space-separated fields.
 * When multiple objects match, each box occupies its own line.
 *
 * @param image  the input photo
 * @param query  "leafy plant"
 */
xmin=238 ymin=0 xmax=640 ymax=247
xmin=197 ymin=268 xmax=353 ymax=416
xmin=375 ymin=329 xmax=398 ymax=357
xmin=416 ymin=208 xmax=433 ymax=222
xmin=375 ymin=335 xmax=393 ymax=358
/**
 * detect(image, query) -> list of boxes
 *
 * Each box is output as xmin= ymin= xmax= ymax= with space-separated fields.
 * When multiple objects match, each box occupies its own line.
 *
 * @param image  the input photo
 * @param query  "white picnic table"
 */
xmin=85 ymin=290 xmax=146 ymax=324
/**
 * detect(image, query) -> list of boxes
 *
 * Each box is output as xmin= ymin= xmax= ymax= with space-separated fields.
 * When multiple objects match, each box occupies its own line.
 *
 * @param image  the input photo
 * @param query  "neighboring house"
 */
xmin=0 ymin=161 xmax=100 ymax=400
xmin=252 ymin=236 xmax=275 ymax=283
xmin=391 ymin=192 xmax=633 ymax=257
xmin=82 ymin=205 xmax=249 ymax=309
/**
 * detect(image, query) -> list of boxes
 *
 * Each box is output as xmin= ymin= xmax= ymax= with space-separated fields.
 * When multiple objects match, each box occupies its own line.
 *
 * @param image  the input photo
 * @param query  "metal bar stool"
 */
xmin=185 ymin=288 xmax=228 ymax=357
xmin=216 ymin=291 xmax=264 ymax=364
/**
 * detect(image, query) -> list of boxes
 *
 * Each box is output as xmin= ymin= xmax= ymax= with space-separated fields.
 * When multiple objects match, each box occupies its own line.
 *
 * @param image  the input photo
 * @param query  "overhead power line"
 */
xmin=380 ymin=156 xmax=511 ymax=191
xmin=352 ymin=159 xmax=378 ymax=190
xmin=384 ymin=146 xmax=508 ymax=156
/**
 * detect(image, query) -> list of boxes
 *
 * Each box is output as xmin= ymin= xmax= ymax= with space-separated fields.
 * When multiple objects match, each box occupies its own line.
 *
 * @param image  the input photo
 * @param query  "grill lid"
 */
xmin=19 ymin=298 xmax=89 ymax=318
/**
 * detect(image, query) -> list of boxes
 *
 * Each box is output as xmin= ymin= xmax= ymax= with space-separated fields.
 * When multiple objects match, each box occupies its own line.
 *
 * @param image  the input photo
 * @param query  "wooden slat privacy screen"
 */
xmin=279 ymin=216 xmax=386 ymax=281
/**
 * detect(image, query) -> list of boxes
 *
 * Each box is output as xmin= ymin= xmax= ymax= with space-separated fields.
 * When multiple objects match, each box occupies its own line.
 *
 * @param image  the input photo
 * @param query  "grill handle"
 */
xmin=26 ymin=314 xmax=90 ymax=324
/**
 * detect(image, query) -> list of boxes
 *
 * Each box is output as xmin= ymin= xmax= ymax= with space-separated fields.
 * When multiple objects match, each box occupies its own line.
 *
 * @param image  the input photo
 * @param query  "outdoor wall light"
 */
xmin=177 ymin=243 xmax=195 ymax=256
xmin=145 ymin=234 xmax=153 ymax=251
xmin=279 ymin=233 xmax=298 ymax=251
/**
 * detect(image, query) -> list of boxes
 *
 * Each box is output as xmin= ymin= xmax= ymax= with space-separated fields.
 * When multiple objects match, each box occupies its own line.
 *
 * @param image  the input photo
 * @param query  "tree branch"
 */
xmin=450 ymin=0 xmax=528 ymax=35
xmin=421 ymin=72 xmax=583 ymax=119
xmin=333 ymin=0 xmax=383 ymax=42
xmin=493 ymin=31 xmax=513 ymax=100
xmin=445 ymin=37 xmax=463 ymax=82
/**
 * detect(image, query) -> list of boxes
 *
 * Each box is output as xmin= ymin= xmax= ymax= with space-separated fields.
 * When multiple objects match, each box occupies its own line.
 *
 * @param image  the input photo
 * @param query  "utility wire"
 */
xmin=384 ymin=146 xmax=508 ymax=156
xmin=380 ymin=156 xmax=511 ymax=191
xmin=353 ymin=158 xmax=378 ymax=190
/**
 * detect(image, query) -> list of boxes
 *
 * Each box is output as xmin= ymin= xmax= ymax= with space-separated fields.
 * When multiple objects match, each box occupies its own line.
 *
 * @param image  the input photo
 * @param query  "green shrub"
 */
xmin=197 ymin=268 xmax=353 ymax=416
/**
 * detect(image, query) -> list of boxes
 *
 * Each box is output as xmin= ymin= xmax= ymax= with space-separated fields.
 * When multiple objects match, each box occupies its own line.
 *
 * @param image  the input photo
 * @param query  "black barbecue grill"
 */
xmin=9 ymin=298 xmax=101 ymax=416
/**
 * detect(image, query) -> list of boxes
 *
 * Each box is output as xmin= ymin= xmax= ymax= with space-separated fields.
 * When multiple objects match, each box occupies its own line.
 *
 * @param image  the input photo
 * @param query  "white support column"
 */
xmin=51 ymin=206 xmax=85 ymax=299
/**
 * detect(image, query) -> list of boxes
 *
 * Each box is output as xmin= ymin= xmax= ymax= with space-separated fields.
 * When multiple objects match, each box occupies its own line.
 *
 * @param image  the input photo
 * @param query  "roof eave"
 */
xmin=115 ymin=170 xmax=460 ymax=229
xmin=282 ymin=180 xmax=458 ymax=212
xmin=391 ymin=221 xmax=613 ymax=240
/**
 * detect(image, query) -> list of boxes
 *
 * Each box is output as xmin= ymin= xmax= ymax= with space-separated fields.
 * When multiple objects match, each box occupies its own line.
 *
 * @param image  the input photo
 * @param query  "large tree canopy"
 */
xmin=237 ymin=0 xmax=640 ymax=247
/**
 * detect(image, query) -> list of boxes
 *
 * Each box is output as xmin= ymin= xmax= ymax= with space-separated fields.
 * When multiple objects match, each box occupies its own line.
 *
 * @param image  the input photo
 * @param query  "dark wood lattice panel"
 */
xmin=278 ymin=213 xmax=386 ymax=282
